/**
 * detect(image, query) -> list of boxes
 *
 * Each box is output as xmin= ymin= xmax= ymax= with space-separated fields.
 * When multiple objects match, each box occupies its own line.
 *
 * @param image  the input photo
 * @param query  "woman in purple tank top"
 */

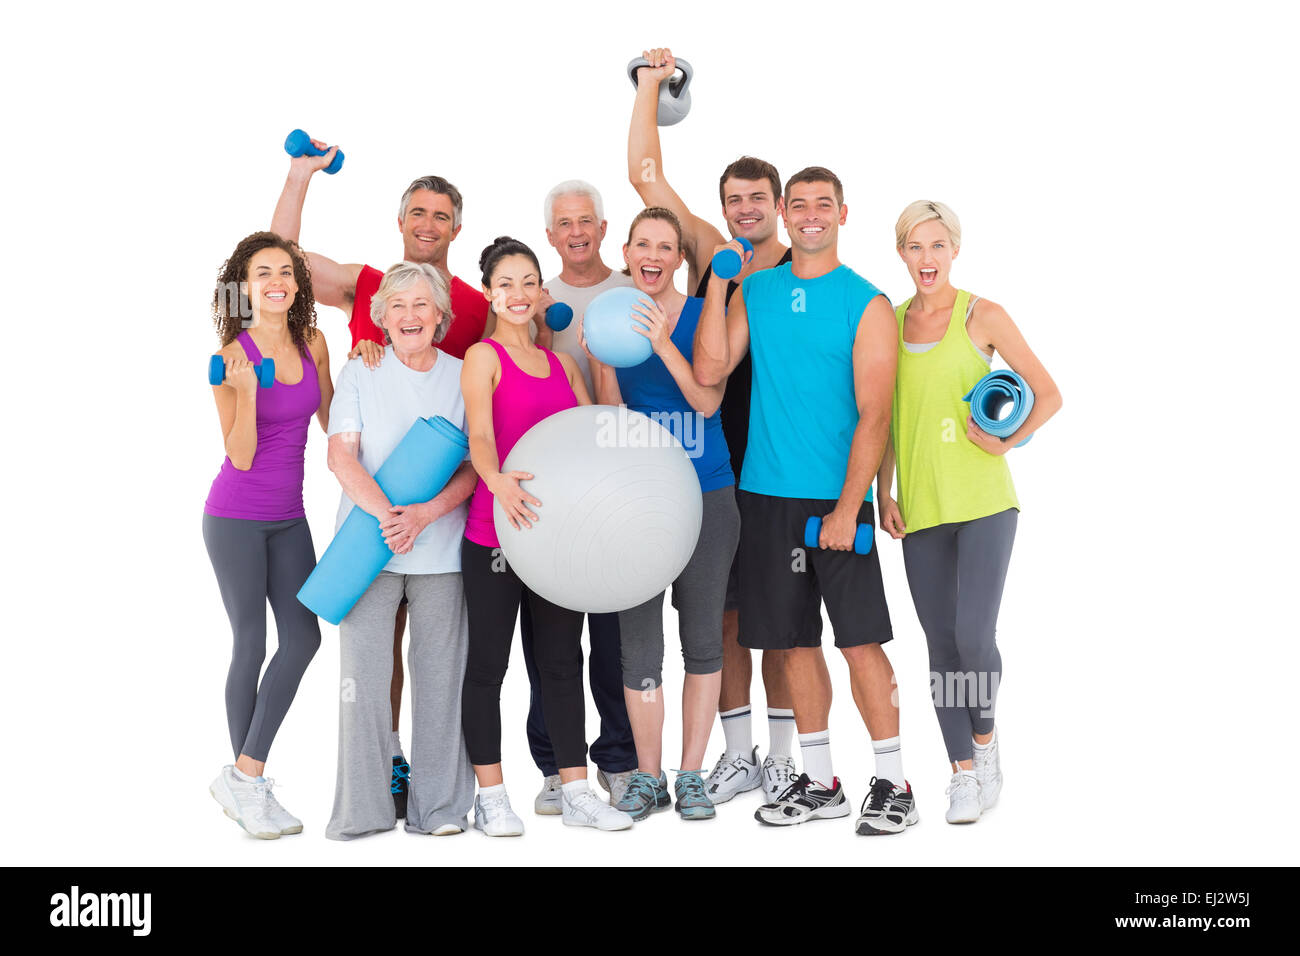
xmin=458 ymin=237 xmax=633 ymax=834
xmin=202 ymin=232 xmax=333 ymax=840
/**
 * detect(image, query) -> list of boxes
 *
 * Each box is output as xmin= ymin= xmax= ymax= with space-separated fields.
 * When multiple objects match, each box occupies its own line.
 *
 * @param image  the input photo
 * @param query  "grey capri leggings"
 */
xmin=900 ymin=507 xmax=1017 ymax=763
xmin=202 ymin=513 xmax=322 ymax=763
xmin=618 ymin=486 xmax=740 ymax=691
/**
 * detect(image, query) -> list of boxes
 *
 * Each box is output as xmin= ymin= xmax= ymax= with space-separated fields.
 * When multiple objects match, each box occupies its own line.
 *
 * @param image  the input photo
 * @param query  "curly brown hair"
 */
xmin=212 ymin=232 xmax=318 ymax=347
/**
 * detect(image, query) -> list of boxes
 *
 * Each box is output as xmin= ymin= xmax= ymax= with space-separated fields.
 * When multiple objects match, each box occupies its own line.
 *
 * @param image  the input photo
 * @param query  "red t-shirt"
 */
xmin=348 ymin=264 xmax=488 ymax=360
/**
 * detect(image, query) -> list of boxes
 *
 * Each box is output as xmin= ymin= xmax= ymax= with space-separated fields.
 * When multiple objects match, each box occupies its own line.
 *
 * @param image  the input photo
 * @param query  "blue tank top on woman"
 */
xmin=615 ymin=296 xmax=733 ymax=493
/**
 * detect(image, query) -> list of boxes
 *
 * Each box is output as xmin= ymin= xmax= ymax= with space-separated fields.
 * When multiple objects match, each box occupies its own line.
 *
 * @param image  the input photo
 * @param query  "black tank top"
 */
xmin=694 ymin=247 xmax=793 ymax=480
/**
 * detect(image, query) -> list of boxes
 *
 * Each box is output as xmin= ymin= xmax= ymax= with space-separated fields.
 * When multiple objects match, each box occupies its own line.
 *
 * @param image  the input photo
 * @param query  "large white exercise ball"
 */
xmin=494 ymin=404 xmax=703 ymax=613
xmin=582 ymin=286 xmax=655 ymax=368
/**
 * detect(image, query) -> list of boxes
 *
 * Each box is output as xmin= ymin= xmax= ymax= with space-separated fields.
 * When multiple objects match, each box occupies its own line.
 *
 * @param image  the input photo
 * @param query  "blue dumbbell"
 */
xmin=546 ymin=302 xmax=574 ymax=332
xmin=711 ymin=237 xmax=754 ymax=280
xmin=284 ymin=129 xmax=344 ymax=174
xmin=804 ymin=516 xmax=873 ymax=555
xmin=209 ymin=354 xmax=275 ymax=389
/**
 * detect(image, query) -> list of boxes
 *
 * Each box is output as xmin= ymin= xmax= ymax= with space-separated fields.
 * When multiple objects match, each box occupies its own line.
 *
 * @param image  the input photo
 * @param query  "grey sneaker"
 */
xmin=534 ymin=774 xmax=562 ymax=815
xmin=597 ymin=768 xmax=635 ymax=806
xmin=613 ymin=771 xmax=671 ymax=821
xmin=674 ymin=770 xmax=716 ymax=820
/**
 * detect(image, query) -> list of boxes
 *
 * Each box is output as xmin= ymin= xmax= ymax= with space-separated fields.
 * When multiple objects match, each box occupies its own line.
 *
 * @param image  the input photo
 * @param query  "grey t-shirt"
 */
xmin=327 ymin=347 xmax=469 ymax=575
xmin=543 ymin=270 xmax=635 ymax=395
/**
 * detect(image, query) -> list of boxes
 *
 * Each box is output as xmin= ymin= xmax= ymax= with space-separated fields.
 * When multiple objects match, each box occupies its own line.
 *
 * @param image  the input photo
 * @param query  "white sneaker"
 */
xmin=474 ymin=790 xmax=525 ymax=837
xmin=597 ymin=768 xmax=635 ymax=807
xmin=209 ymin=766 xmax=280 ymax=840
xmin=945 ymin=772 xmax=982 ymax=824
xmin=534 ymin=774 xmax=562 ymax=815
xmin=431 ymin=823 xmax=464 ymax=836
xmin=260 ymin=779 xmax=303 ymax=834
xmin=562 ymin=785 xmax=634 ymax=831
xmin=761 ymin=753 xmax=798 ymax=803
xmin=973 ymin=730 xmax=1002 ymax=809
xmin=704 ymin=747 xmax=761 ymax=804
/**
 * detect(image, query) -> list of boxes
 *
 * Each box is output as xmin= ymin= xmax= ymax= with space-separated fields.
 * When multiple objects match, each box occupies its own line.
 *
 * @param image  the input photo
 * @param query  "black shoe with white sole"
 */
xmin=754 ymin=773 xmax=851 ymax=826
xmin=855 ymin=776 xmax=919 ymax=835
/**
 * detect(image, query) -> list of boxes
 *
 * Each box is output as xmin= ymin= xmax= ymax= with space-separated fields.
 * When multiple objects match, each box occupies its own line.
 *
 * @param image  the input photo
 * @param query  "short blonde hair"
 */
xmin=895 ymin=200 xmax=962 ymax=250
xmin=370 ymin=262 xmax=453 ymax=344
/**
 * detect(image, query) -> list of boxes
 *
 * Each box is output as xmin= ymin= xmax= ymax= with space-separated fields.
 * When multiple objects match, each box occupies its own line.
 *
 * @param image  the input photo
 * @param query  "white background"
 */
xmin=3 ymin=0 xmax=1296 ymax=866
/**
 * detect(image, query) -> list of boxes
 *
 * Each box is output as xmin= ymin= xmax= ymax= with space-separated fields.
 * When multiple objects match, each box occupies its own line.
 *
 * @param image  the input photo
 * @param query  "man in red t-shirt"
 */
xmin=271 ymin=142 xmax=488 ymax=819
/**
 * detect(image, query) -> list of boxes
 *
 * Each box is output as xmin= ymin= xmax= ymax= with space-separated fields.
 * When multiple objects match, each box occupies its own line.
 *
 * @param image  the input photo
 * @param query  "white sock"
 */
xmin=767 ymin=707 xmax=795 ymax=759
xmin=798 ymin=730 xmax=833 ymax=787
xmin=561 ymin=780 xmax=591 ymax=796
xmin=720 ymin=705 xmax=753 ymax=757
xmin=479 ymin=783 xmax=505 ymax=798
xmin=232 ymin=766 xmax=259 ymax=783
xmin=872 ymin=736 xmax=905 ymax=789
xmin=391 ymin=731 xmax=404 ymax=757
xmin=972 ymin=729 xmax=995 ymax=754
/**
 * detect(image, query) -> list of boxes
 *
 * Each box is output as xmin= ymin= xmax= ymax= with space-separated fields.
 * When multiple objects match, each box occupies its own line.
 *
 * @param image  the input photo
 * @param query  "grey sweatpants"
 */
xmin=901 ymin=508 xmax=1017 ymax=763
xmin=618 ymin=486 xmax=740 ymax=691
xmin=326 ymin=571 xmax=475 ymax=840
xmin=202 ymin=513 xmax=321 ymax=763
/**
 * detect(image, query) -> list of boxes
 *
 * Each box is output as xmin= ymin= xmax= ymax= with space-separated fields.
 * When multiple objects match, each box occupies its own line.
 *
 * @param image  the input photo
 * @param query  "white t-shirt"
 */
xmin=327 ymin=347 xmax=469 ymax=575
xmin=543 ymin=270 xmax=635 ymax=395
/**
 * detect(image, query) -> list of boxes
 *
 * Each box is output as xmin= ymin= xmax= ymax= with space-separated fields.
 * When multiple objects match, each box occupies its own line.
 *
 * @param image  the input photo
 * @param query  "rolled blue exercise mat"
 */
xmin=297 ymin=416 xmax=469 ymax=625
xmin=963 ymin=369 xmax=1034 ymax=447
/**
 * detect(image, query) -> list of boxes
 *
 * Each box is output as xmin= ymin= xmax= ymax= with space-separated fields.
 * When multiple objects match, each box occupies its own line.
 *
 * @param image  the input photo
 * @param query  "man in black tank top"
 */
xmin=629 ymin=45 xmax=798 ymax=804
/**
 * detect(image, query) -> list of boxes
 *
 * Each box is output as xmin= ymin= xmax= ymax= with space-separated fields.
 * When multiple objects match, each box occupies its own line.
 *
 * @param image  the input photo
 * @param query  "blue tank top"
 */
xmin=739 ymin=263 xmax=887 ymax=500
xmin=615 ymin=296 xmax=733 ymax=492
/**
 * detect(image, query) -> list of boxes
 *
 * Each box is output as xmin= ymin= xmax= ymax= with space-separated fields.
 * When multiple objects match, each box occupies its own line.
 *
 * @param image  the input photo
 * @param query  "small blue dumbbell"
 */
xmin=546 ymin=302 xmax=574 ymax=332
xmin=711 ymin=236 xmax=754 ymax=280
xmin=209 ymin=354 xmax=275 ymax=389
xmin=804 ymin=516 xmax=873 ymax=555
xmin=284 ymin=129 xmax=344 ymax=174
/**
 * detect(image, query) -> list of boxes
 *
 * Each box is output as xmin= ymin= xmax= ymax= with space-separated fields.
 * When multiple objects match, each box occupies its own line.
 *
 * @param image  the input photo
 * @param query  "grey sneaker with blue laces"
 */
xmin=612 ymin=771 xmax=671 ymax=821
xmin=673 ymin=770 xmax=716 ymax=820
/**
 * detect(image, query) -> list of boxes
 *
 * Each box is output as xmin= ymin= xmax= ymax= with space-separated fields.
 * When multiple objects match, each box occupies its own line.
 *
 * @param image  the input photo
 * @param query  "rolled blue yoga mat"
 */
xmin=297 ymin=416 xmax=469 ymax=625
xmin=963 ymin=369 xmax=1034 ymax=447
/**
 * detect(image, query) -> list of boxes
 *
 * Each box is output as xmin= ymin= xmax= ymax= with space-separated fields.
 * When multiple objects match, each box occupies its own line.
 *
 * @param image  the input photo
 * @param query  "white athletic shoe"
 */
xmin=562 ymin=786 xmax=634 ymax=831
xmin=597 ymin=768 xmax=635 ymax=807
xmin=474 ymin=790 xmax=525 ymax=837
xmin=431 ymin=823 xmax=464 ymax=836
xmin=973 ymin=730 xmax=1002 ymax=809
xmin=534 ymin=774 xmax=563 ymax=815
xmin=761 ymin=754 xmax=798 ymax=804
xmin=704 ymin=747 xmax=762 ymax=804
xmin=209 ymin=766 xmax=280 ymax=840
xmin=260 ymin=779 xmax=303 ymax=834
xmin=944 ymin=772 xmax=983 ymax=824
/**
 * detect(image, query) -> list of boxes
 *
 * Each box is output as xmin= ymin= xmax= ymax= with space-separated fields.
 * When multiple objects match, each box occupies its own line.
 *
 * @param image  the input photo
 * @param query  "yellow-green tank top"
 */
xmin=891 ymin=290 xmax=1019 ymax=532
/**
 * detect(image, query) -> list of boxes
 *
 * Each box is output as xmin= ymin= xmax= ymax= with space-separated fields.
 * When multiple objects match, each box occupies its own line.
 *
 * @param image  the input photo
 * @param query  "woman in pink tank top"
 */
xmin=202 ymin=232 xmax=334 ymax=840
xmin=458 ymin=237 xmax=633 ymax=834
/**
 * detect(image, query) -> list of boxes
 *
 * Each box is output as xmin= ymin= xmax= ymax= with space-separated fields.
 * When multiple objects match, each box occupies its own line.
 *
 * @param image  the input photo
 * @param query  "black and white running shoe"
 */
xmin=855 ymin=777 xmax=919 ymax=835
xmin=754 ymin=773 xmax=851 ymax=826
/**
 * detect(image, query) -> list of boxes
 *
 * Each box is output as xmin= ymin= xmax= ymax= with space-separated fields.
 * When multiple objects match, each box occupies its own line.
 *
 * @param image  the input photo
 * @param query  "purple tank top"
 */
xmin=204 ymin=331 xmax=321 ymax=521
xmin=464 ymin=339 xmax=578 ymax=547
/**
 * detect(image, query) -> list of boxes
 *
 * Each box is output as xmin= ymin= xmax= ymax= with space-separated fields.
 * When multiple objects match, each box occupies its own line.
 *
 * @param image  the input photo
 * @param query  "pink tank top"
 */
xmin=204 ymin=330 xmax=320 ymax=521
xmin=464 ymin=338 xmax=578 ymax=547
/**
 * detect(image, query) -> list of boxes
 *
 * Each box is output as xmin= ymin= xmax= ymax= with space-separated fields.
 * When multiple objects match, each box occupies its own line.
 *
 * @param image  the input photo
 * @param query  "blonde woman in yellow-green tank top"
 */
xmin=875 ymin=201 xmax=1062 ymax=826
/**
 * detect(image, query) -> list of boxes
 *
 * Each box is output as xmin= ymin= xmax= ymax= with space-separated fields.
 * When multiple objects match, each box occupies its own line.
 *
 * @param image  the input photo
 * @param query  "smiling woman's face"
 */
xmin=245 ymin=247 xmax=297 ymax=319
xmin=381 ymin=278 xmax=440 ymax=354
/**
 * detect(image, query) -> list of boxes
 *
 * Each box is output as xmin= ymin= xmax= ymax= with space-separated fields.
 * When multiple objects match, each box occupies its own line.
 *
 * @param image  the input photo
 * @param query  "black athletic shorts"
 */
xmin=735 ymin=490 xmax=892 ymax=650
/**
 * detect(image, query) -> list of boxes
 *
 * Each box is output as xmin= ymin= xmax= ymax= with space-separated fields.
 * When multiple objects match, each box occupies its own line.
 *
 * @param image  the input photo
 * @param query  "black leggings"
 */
xmin=460 ymin=538 xmax=587 ymax=769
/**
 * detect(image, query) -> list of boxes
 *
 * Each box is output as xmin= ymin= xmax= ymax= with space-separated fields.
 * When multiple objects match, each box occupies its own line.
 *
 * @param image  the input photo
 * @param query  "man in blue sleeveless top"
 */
xmin=694 ymin=167 xmax=919 ymax=834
